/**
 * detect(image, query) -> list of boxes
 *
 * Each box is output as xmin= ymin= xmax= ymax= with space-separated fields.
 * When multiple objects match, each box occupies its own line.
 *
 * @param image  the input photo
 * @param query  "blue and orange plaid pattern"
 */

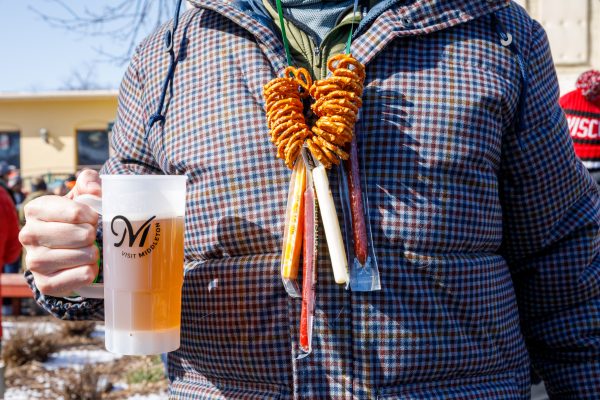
xmin=27 ymin=0 xmax=600 ymax=398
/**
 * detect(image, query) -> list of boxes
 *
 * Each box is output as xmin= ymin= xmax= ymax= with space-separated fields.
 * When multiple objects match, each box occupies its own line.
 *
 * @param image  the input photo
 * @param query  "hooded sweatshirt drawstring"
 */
xmin=144 ymin=0 xmax=185 ymax=141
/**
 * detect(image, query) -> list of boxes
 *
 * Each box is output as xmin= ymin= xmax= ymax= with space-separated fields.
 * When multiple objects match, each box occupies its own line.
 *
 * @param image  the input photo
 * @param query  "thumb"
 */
xmin=65 ymin=169 xmax=102 ymax=200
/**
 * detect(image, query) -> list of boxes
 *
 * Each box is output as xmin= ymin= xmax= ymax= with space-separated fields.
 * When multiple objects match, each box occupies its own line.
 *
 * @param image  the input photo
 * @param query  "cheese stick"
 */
xmin=312 ymin=164 xmax=348 ymax=284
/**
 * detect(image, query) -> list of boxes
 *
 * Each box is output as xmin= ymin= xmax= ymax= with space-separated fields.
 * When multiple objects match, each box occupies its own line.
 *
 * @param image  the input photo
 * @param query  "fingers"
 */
xmin=23 ymin=195 xmax=98 ymax=225
xmin=19 ymin=169 xmax=103 ymax=298
xmin=26 ymin=245 xmax=99 ymax=275
xmin=20 ymin=220 xmax=97 ymax=249
xmin=32 ymin=264 xmax=99 ymax=297
xmin=24 ymin=239 xmax=99 ymax=297
xmin=66 ymin=169 xmax=102 ymax=200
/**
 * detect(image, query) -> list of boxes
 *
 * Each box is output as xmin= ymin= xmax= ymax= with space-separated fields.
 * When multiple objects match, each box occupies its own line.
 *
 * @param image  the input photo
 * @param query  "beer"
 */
xmin=103 ymin=215 xmax=184 ymax=352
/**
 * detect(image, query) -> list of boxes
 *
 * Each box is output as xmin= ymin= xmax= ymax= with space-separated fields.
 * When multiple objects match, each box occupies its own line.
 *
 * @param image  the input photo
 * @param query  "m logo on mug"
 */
xmin=111 ymin=215 xmax=157 ymax=248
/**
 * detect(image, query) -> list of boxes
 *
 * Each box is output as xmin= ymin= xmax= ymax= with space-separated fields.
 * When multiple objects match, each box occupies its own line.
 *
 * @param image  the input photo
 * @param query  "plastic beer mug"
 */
xmin=75 ymin=175 xmax=186 ymax=355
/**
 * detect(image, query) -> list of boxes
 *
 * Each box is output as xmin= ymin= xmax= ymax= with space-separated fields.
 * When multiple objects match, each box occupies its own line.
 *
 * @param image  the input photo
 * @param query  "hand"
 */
xmin=19 ymin=170 xmax=102 ymax=297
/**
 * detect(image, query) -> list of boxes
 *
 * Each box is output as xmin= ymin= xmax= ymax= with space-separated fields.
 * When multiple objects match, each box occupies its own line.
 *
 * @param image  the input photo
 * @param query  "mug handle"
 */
xmin=73 ymin=194 xmax=104 ymax=299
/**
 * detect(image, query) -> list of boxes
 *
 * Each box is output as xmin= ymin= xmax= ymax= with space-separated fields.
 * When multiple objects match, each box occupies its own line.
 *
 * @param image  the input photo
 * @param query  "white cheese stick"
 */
xmin=312 ymin=165 xmax=348 ymax=285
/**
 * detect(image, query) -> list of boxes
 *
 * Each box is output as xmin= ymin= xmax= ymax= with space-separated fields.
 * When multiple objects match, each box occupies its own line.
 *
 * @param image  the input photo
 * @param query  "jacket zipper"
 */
xmin=314 ymin=12 xmax=362 ymax=79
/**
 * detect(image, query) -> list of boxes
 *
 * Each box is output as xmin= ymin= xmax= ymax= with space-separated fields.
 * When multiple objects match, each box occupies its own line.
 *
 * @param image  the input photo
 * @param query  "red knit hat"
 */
xmin=560 ymin=70 xmax=600 ymax=171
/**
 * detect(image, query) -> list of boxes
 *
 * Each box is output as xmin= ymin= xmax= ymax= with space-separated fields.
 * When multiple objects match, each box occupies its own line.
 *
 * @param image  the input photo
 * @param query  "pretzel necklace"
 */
xmin=263 ymin=53 xmax=366 ymax=169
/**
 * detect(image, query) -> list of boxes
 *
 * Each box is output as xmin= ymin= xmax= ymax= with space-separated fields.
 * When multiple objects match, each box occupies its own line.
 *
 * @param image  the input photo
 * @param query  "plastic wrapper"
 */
xmin=341 ymin=138 xmax=381 ymax=291
xmin=280 ymin=156 xmax=306 ymax=298
xmin=298 ymin=149 xmax=318 ymax=357
xmin=311 ymin=158 xmax=348 ymax=285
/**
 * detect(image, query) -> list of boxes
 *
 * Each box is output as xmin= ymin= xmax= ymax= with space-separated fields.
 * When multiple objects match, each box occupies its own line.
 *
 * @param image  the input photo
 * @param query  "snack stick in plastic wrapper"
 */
xmin=299 ymin=174 xmax=317 ymax=355
xmin=280 ymin=157 xmax=306 ymax=297
xmin=345 ymin=138 xmax=368 ymax=265
xmin=312 ymin=162 xmax=348 ymax=285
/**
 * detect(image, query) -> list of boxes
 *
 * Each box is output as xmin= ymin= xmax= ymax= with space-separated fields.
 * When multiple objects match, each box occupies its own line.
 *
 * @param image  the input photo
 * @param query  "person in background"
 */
xmin=0 ymin=162 xmax=15 ymax=205
xmin=8 ymin=174 xmax=25 ymax=207
xmin=560 ymin=70 xmax=600 ymax=184
xmin=49 ymin=180 xmax=68 ymax=197
xmin=0 ymin=162 xmax=9 ymax=183
xmin=18 ymin=176 xmax=48 ymax=226
xmin=0 ymin=181 xmax=21 ymax=323
xmin=3 ymin=173 xmax=24 ymax=274
xmin=64 ymin=175 xmax=77 ymax=192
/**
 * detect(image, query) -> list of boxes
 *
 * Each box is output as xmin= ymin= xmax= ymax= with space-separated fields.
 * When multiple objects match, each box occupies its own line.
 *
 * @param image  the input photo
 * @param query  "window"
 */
xmin=0 ymin=132 xmax=20 ymax=169
xmin=77 ymin=130 xmax=109 ymax=170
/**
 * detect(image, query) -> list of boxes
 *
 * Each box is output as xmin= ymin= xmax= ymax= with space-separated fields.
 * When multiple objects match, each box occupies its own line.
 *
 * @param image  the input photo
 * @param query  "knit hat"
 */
xmin=560 ymin=70 xmax=600 ymax=171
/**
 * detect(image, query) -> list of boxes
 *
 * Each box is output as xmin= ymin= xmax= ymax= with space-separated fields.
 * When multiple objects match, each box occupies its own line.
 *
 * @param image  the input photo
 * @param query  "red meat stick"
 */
xmin=345 ymin=138 xmax=368 ymax=265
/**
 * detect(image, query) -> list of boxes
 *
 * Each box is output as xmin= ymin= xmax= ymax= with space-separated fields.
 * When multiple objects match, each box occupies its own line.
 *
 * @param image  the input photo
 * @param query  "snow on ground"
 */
xmin=2 ymin=320 xmax=60 ymax=339
xmin=43 ymin=349 xmax=122 ymax=370
xmin=2 ymin=320 xmax=166 ymax=399
xmin=4 ymin=387 xmax=44 ymax=399
xmin=112 ymin=382 xmax=168 ymax=400
xmin=91 ymin=323 xmax=105 ymax=338
xmin=3 ymin=321 xmax=118 ymax=370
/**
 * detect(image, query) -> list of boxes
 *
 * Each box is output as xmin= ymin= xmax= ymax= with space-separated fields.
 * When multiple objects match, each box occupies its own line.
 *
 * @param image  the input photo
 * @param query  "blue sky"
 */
xmin=0 ymin=1 xmax=172 ymax=92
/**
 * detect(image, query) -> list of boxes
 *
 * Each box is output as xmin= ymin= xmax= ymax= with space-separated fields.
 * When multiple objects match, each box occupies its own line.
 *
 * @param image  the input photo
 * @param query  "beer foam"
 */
xmin=101 ymin=188 xmax=186 ymax=220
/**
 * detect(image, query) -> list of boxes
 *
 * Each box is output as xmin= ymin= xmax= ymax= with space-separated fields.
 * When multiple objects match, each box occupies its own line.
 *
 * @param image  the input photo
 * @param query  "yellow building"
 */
xmin=0 ymin=90 xmax=117 ymax=182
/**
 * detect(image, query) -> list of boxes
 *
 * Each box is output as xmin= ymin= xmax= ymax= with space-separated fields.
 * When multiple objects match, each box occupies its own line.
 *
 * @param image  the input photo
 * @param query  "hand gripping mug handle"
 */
xmin=73 ymin=194 xmax=104 ymax=299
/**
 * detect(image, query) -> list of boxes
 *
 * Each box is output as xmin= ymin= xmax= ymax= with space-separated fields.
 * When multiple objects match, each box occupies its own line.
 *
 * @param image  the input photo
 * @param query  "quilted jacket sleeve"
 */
xmin=100 ymin=44 xmax=163 ymax=176
xmin=500 ymin=21 xmax=600 ymax=399
xmin=29 ymin=44 xmax=162 ymax=320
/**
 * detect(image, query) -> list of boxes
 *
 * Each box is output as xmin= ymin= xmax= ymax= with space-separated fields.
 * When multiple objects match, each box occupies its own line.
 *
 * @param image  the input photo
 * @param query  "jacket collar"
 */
xmin=187 ymin=0 xmax=510 ymax=72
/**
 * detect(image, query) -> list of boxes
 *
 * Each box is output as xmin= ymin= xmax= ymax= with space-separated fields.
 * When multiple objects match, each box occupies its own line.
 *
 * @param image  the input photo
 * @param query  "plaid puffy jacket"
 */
xmin=29 ymin=0 xmax=600 ymax=398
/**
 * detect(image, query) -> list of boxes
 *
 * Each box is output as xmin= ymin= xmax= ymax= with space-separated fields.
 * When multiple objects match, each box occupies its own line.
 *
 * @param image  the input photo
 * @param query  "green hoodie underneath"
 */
xmin=262 ymin=0 xmax=363 ymax=79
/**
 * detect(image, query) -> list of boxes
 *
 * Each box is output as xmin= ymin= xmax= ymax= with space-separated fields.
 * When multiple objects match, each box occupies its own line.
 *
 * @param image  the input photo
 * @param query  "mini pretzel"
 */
xmin=316 ymin=116 xmax=353 ymax=137
xmin=312 ymin=125 xmax=349 ymax=146
xmin=285 ymin=67 xmax=312 ymax=97
xmin=285 ymin=137 xmax=304 ymax=168
xmin=264 ymin=56 xmax=365 ymax=170
xmin=312 ymin=135 xmax=349 ymax=160
xmin=264 ymin=67 xmax=313 ymax=168
xmin=328 ymin=53 xmax=366 ymax=81
xmin=307 ymin=54 xmax=365 ymax=167
xmin=306 ymin=138 xmax=332 ymax=169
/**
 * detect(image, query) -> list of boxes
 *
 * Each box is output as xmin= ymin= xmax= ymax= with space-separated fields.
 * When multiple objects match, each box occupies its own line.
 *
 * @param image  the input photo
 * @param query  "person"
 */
xmin=48 ymin=180 xmax=63 ymax=196
xmin=0 ymin=181 xmax=21 ymax=329
xmin=64 ymin=174 xmax=77 ymax=192
xmin=0 ymin=162 xmax=15 ymax=205
xmin=18 ymin=176 xmax=48 ymax=226
xmin=560 ymin=70 xmax=600 ymax=184
xmin=18 ymin=0 xmax=600 ymax=398
xmin=3 ymin=173 xmax=24 ymax=274
xmin=0 ymin=178 xmax=20 ymax=264
xmin=7 ymin=173 xmax=25 ymax=207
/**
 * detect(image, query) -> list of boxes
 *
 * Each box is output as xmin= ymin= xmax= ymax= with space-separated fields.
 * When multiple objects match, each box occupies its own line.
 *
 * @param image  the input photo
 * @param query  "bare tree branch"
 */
xmin=30 ymin=0 xmax=175 ymax=66
xmin=61 ymin=64 xmax=112 ymax=90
